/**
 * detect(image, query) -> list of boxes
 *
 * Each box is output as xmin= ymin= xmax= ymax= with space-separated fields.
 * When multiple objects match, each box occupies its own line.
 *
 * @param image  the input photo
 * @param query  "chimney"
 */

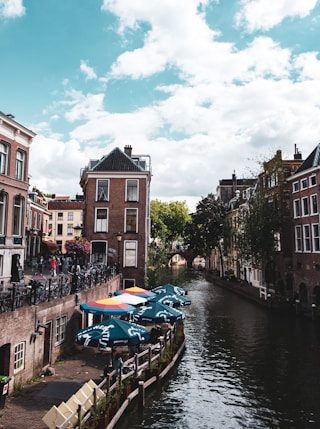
xmin=294 ymin=144 xmax=302 ymax=160
xmin=124 ymin=145 xmax=132 ymax=157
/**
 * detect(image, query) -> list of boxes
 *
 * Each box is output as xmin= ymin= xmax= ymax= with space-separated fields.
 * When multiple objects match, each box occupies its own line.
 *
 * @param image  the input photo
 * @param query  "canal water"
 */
xmin=117 ymin=271 xmax=320 ymax=429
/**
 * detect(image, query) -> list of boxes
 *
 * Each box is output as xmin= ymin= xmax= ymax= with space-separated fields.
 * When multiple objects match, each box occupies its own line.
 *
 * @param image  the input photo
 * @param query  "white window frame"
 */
xmin=312 ymin=223 xmax=320 ymax=252
xmin=292 ymin=181 xmax=299 ymax=193
xmin=126 ymin=179 xmax=139 ymax=202
xmin=303 ymin=224 xmax=311 ymax=252
xmin=15 ymin=150 xmax=25 ymax=181
xmin=302 ymin=197 xmax=309 ymax=216
xmin=67 ymin=224 xmax=73 ymax=235
xmin=124 ymin=240 xmax=137 ymax=267
xmin=310 ymin=175 xmax=317 ymax=187
xmin=0 ymin=192 xmax=7 ymax=235
xmin=96 ymin=179 xmax=109 ymax=202
xmin=310 ymin=194 xmax=318 ymax=215
xmin=56 ymin=315 xmax=67 ymax=345
xmin=295 ymin=225 xmax=302 ymax=252
xmin=67 ymin=212 xmax=73 ymax=221
xmin=293 ymin=199 xmax=300 ymax=218
xmin=125 ymin=208 xmax=138 ymax=233
xmin=0 ymin=142 xmax=8 ymax=175
xmin=301 ymin=178 xmax=308 ymax=189
xmin=13 ymin=195 xmax=23 ymax=236
xmin=95 ymin=208 xmax=108 ymax=232
xmin=14 ymin=342 xmax=25 ymax=374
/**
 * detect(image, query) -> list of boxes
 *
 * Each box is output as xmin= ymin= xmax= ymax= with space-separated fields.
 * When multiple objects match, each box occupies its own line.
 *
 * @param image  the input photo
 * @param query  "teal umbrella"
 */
xmin=131 ymin=301 xmax=185 ymax=325
xmin=151 ymin=292 xmax=191 ymax=307
xmin=151 ymin=283 xmax=188 ymax=296
xmin=76 ymin=318 xmax=150 ymax=349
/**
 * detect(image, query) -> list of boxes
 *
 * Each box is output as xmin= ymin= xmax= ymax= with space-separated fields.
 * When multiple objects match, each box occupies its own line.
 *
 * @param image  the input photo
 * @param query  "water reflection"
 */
xmin=117 ymin=270 xmax=320 ymax=429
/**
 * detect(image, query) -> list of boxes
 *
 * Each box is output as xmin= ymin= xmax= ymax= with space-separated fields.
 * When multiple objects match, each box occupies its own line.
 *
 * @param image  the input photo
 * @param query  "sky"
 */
xmin=1 ymin=0 xmax=320 ymax=212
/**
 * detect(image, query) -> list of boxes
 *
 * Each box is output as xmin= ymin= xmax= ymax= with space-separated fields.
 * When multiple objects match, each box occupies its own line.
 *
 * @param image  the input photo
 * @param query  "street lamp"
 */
xmin=116 ymin=232 xmax=122 ymax=273
xmin=71 ymin=225 xmax=82 ymax=294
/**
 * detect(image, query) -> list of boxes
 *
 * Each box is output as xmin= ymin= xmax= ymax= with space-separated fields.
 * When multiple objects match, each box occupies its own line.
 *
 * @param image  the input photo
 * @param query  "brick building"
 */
xmin=288 ymin=143 xmax=320 ymax=309
xmin=0 ymin=112 xmax=36 ymax=285
xmin=80 ymin=145 xmax=152 ymax=287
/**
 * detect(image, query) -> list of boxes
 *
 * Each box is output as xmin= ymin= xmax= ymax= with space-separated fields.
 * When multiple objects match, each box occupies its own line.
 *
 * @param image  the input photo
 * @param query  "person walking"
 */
xmin=49 ymin=256 xmax=57 ymax=277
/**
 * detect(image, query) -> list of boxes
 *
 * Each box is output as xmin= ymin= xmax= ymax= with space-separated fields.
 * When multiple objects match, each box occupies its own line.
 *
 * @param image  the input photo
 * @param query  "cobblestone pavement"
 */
xmin=0 ymin=348 xmax=107 ymax=429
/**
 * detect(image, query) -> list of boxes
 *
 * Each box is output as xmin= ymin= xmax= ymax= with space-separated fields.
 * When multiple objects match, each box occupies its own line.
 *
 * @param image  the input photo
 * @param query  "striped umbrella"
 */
xmin=80 ymin=298 xmax=135 ymax=316
xmin=115 ymin=286 xmax=157 ymax=301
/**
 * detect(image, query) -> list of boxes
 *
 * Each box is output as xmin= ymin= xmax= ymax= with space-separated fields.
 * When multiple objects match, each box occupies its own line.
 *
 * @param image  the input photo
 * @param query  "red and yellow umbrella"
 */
xmin=80 ymin=298 xmax=135 ymax=316
xmin=115 ymin=286 xmax=157 ymax=300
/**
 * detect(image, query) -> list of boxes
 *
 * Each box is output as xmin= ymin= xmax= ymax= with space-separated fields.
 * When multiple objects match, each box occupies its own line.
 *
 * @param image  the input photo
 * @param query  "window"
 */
xmin=33 ymin=212 xmax=37 ymax=229
xmin=310 ymin=175 xmax=317 ymax=187
xmin=124 ymin=240 xmax=137 ymax=267
xmin=303 ymin=225 xmax=311 ymax=252
xmin=97 ymin=180 xmax=109 ymax=201
xmin=67 ymin=224 xmax=73 ymax=235
xmin=57 ymin=224 xmax=63 ymax=235
xmin=293 ymin=200 xmax=300 ymax=218
xmin=95 ymin=208 xmax=108 ymax=232
xmin=67 ymin=212 xmax=73 ymax=221
xmin=312 ymin=224 xmax=320 ymax=252
xmin=0 ymin=142 xmax=8 ymax=175
xmin=15 ymin=150 xmax=25 ymax=180
xmin=293 ymin=181 xmax=299 ymax=192
xmin=301 ymin=178 xmax=308 ymax=189
xmin=14 ymin=342 xmax=25 ymax=374
xmin=125 ymin=208 xmax=138 ymax=232
xmin=0 ymin=192 xmax=7 ymax=235
xmin=57 ymin=212 xmax=63 ymax=220
xmin=295 ymin=226 xmax=302 ymax=252
xmin=126 ymin=179 xmax=138 ymax=201
xmin=310 ymin=194 xmax=318 ymax=215
xmin=13 ymin=195 xmax=23 ymax=235
xmin=302 ymin=197 xmax=309 ymax=216
xmin=56 ymin=315 xmax=67 ymax=344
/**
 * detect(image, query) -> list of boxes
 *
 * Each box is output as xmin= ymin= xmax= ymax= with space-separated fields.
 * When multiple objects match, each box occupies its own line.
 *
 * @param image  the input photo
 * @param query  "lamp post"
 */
xmin=71 ymin=225 xmax=82 ymax=294
xmin=116 ymin=232 xmax=122 ymax=273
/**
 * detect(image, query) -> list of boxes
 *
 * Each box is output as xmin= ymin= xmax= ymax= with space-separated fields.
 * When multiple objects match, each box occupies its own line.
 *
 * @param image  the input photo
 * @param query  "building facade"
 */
xmin=0 ymin=112 xmax=36 ymax=285
xmin=80 ymin=145 xmax=152 ymax=287
xmin=47 ymin=197 xmax=84 ymax=255
xmin=289 ymin=143 xmax=320 ymax=309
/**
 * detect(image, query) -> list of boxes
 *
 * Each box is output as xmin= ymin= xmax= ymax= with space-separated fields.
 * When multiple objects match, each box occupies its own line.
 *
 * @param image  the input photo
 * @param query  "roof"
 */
xmin=90 ymin=147 xmax=143 ymax=172
xmin=295 ymin=143 xmax=320 ymax=174
xmin=48 ymin=201 xmax=84 ymax=210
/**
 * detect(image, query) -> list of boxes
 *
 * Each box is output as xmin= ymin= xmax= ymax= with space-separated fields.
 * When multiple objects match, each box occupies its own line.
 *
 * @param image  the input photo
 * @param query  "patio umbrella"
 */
xmin=151 ymin=283 xmax=188 ymax=296
xmin=75 ymin=318 xmax=150 ymax=348
xmin=110 ymin=293 xmax=147 ymax=306
xmin=115 ymin=286 xmax=157 ymax=301
xmin=151 ymin=292 xmax=191 ymax=307
xmin=80 ymin=298 xmax=135 ymax=316
xmin=131 ymin=301 xmax=185 ymax=325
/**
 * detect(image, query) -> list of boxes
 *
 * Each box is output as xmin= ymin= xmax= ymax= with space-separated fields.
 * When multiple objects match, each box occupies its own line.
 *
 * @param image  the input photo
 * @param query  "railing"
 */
xmin=43 ymin=326 xmax=185 ymax=429
xmin=0 ymin=263 xmax=117 ymax=313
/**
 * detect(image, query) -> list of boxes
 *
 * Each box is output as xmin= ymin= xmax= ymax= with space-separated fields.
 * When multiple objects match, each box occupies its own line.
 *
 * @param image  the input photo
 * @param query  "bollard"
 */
xmin=312 ymin=303 xmax=317 ymax=321
xmin=138 ymin=381 xmax=145 ymax=409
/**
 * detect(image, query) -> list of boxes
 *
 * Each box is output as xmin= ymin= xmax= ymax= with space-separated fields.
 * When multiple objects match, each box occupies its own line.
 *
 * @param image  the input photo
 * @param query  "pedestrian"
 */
xmin=112 ymin=352 xmax=123 ymax=380
xmin=49 ymin=256 xmax=57 ymax=277
xmin=38 ymin=255 xmax=44 ymax=274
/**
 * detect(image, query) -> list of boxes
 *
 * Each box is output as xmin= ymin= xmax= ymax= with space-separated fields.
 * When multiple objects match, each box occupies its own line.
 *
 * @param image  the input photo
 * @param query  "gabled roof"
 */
xmin=295 ymin=143 xmax=320 ymax=174
xmin=92 ymin=147 xmax=143 ymax=172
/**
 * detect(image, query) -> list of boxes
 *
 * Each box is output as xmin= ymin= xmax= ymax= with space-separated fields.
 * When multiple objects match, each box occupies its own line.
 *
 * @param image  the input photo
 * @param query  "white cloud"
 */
xmin=80 ymin=60 xmax=98 ymax=80
xmin=235 ymin=0 xmax=318 ymax=32
xmin=0 ymin=0 xmax=25 ymax=18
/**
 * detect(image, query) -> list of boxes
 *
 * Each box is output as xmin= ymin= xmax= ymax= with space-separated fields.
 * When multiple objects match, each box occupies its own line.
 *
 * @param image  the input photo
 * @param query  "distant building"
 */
xmin=0 ymin=111 xmax=36 ymax=285
xmin=216 ymin=173 xmax=256 ymax=205
xmin=47 ymin=196 xmax=84 ymax=255
xmin=80 ymin=145 xmax=152 ymax=287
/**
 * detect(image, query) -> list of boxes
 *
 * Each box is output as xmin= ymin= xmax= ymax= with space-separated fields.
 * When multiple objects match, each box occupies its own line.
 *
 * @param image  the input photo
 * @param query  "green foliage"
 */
xmin=186 ymin=193 xmax=226 ymax=257
xmin=239 ymin=193 xmax=280 ymax=264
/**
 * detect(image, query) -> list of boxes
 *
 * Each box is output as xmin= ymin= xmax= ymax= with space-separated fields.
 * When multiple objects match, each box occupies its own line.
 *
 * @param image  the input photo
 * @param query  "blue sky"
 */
xmin=1 ymin=0 xmax=320 ymax=211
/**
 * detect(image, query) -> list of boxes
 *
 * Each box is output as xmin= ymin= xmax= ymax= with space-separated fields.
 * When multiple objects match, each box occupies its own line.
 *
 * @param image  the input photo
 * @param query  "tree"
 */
xmin=187 ymin=193 xmax=226 ymax=262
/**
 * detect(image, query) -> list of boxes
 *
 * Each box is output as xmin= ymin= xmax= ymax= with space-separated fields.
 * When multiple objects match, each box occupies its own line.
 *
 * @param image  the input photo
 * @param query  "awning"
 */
xmin=42 ymin=241 xmax=59 ymax=253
